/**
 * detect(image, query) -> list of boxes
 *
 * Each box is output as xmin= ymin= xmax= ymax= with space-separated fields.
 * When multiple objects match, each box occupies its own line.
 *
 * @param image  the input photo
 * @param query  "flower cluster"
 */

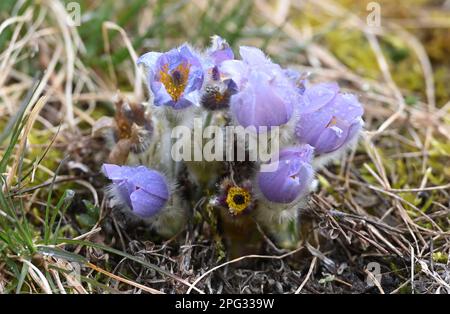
xmin=99 ymin=36 xmax=364 ymax=249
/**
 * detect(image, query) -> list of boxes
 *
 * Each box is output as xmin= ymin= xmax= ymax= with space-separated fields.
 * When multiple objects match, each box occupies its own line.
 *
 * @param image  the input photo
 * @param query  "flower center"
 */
xmin=117 ymin=118 xmax=132 ymax=139
xmin=159 ymin=63 xmax=190 ymax=101
xmin=226 ymin=186 xmax=251 ymax=215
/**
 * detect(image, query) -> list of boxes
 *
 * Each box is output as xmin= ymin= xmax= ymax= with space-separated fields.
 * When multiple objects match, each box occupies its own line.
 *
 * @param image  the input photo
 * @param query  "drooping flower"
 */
xmin=102 ymin=164 xmax=169 ymax=218
xmin=295 ymin=82 xmax=364 ymax=155
xmin=220 ymin=46 xmax=298 ymax=131
xmin=137 ymin=44 xmax=204 ymax=109
xmin=258 ymin=145 xmax=314 ymax=204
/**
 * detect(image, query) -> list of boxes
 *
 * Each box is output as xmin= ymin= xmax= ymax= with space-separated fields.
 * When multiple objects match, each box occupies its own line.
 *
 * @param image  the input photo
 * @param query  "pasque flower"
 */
xmin=258 ymin=145 xmax=314 ymax=203
xmin=201 ymin=36 xmax=237 ymax=110
xmin=295 ymin=83 xmax=364 ymax=155
xmin=220 ymin=46 xmax=297 ymax=131
xmin=137 ymin=44 xmax=204 ymax=109
xmin=216 ymin=178 xmax=254 ymax=216
xmin=99 ymin=36 xmax=366 ymax=249
xmin=102 ymin=164 xmax=169 ymax=218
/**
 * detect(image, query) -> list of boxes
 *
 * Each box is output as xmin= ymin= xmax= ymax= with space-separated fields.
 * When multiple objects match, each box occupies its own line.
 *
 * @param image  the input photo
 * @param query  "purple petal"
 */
xmin=130 ymin=189 xmax=166 ymax=218
xmin=230 ymin=72 xmax=293 ymax=130
xmin=299 ymin=82 xmax=339 ymax=113
xmin=313 ymin=126 xmax=345 ymax=154
xmin=150 ymin=81 xmax=173 ymax=106
xmin=137 ymin=51 xmax=162 ymax=73
xmin=278 ymin=144 xmax=314 ymax=163
xmin=127 ymin=166 xmax=169 ymax=200
xmin=329 ymin=93 xmax=364 ymax=122
xmin=184 ymin=68 xmax=204 ymax=94
xmin=173 ymin=98 xmax=195 ymax=109
xmin=294 ymin=82 xmax=364 ymax=155
xmin=345 ymin=117 xmax=363 ymax=144
xmin=296 ymin=109 xmax=334 ymax=144
xmin=139 ymin=44 xmax=204 ymax=108
xmin=178 ymin=44 xmax=202 ymax=67
xmin=211 ymin=49 xmax=234 ymax=65
xmin=258 ymin=146 xmax=314 ymax=203
xmin=239 ymin=46 xmax=270 ymax=65
xmin=102 ymin=164 xmax=142 ymax=181
xmin=102 ymin=164 xmax=170 ymax=215
xmin=220 ymin=60 xmax=248 ymax=87
xmin=101 ymin=164 xmax=122 ymax=179
xmin=209 ymin=36 xmax=234 ymax=65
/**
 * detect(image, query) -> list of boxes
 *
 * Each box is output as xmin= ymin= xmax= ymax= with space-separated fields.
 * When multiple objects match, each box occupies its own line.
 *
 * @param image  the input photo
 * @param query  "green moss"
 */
xmin=27 ymin=131 xmax=63 ymax=184
xmin=432 ymin=251 xmax=448 ymax=264
xmin=324 ymin=29 xmax=380 ymax=79
xmin=434 ymin=67 xmax=450 ymax=107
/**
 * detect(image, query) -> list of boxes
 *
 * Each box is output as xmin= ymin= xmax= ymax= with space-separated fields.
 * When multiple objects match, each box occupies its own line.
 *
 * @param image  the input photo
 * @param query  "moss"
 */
xmin=324 ymin=29 xmax=380 ymax=79
xmin=434 ymin=67 xmax=450 ymax=106
xmin=432 ymin=251 xmax=449 ymax=264
xmin=27 ymin=131 xmax=63 ymax=184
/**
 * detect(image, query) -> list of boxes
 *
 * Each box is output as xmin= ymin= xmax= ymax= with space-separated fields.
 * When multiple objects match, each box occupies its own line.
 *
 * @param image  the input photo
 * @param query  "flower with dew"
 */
xmin=295 ymin=82 xmax=364 ymax=155
xmin=137 ymin=44 xmax=204 ymax=109
xmin=258 ymin=145 xmax=314 ymax=204
xmin=102 ymin=164 xmax=169 ymax=218
xmin=220 ymin=46 xmax=298 ymax=131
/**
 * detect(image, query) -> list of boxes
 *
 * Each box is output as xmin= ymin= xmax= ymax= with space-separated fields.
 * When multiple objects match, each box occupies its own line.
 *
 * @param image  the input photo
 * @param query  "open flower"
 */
xmin=295 ymin=83 xmax=364 ymax=155
xmin=137 ymin=44 xmax=204 ymax=109
xmin=201 ymin=36 xmax=237 ymax=110
xmin=216 ymin=178 xmax=254 ymax=216
xmin=258 ymin=145 xmax=314 ymax=203
xmin=220 ymin=46 xmax=297 ymax=131
xmin=201 ymin=77 xmax=238 ymax=111
xmin=102 ymin=164 xmax=169 ymax=218
xmin=225 ymin=186 xmax=252 ymax=215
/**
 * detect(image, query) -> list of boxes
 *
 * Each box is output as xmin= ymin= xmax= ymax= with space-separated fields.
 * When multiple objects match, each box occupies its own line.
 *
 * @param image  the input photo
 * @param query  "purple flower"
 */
xmin=258 ymin=145 xmax=314 ymax=203
xmin=201 ymin=36 xmax=237 ymax=110
xmin=207 ymin=35 xmax=234 ymax=67
xmin=102 ymin=164 xmax=169 ymax=218
xmin=137 ymin=44 xmax=204 ymax=109
xmin=295 ymin=83 xmax=364 ymax=155
xmin=220 ymin=46 xmax=297 ymax=131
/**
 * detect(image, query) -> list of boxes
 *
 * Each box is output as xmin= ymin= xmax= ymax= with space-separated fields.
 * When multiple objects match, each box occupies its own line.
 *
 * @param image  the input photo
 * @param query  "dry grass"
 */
xmin=0 ymin=0 xmax=449 ymax=294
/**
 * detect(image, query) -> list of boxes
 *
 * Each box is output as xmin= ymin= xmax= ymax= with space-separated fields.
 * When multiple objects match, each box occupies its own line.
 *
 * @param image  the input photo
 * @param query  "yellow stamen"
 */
xmin=226 ymin=186 xmax=251 ymax=215
xmin=117 ymin=119 xmax=132 ymax=139
xmin=214 ymin=91 xmax=225 ymax=103
xmin=159 ymin=63 xmax=190 ymax=101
